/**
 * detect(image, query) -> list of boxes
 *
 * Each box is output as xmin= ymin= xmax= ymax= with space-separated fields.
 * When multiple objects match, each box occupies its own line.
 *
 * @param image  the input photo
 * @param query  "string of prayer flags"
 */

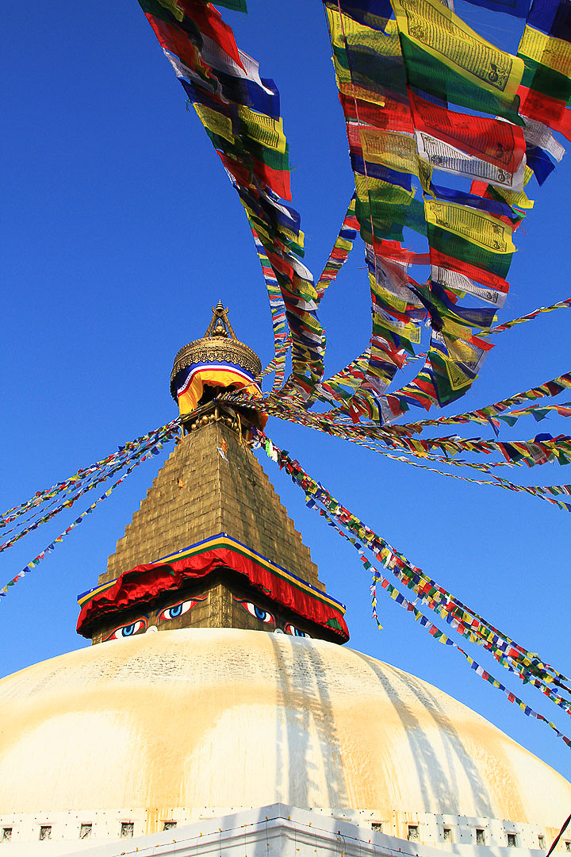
xmin=255 ymin=429 xmax=571 ymax=737
xmin=1 ymin=447 xmax=150 ymax=555
xmin=321 ymin=0 xmax=523 ymax=424
xmin=324 ymin=253 xmax=427 ymax=423
xmin=366 ymin=289 xmax=571 ymax=426
xmin=346 ymin=434 xmax=571 ymax=515
xmin=497 ymin=402 xmax=571 ymax=424
xmin=316 ymin=349 xmax=372 ymax=407
xmin=404 ymin=369 xmax=571 ymax=432
xmin=138 ymin=0 xmax=326 ymax=399
xmin=365 ymin=443 xmax=571 ymax=512
xmin=0 ymin=423 xmax=179 ymax=602
xmin=485 ymin=296 xmax=571 ymax=335
xmin=316 ymin=0 xmax=571 ymax=426
xmin=318 ymin=410 xmax=571 ymax=474
xmin=316 ymin=423 xmax=571 ymax=511
xmin=137 ymin=0 xmax=571 ymax=424
xmin=229 ymin=381 xmax=571 ymax=511
xmin=251 ymin=402 xmax=571 ymax=507
xmin=0 ymin=423 xmax=174 ymax=529
xmin=250 ymin=225 xmax=291 ymax=389
xmin=318 ymin=489 xmax=571 ymax=741
xmin=315 ymin=195 xmax=358 ymax=303
xmin=516 ymin=0 xmax=571 ymax=142
xmin=323 ymin=0 xmax=429 ymax=408
xmin=0 ymin=421 xmax=180 ymax=549
xmin=231 ymin=381 xmax=545 ymax=467
xmin=379 ymin=430 xmax=571 ymax=469
xmin=256 ymin=428 xmax=571 ymax=695
xmin=370 ymin=574 xmax=571 ymax=748
xmin=237 ymin=392 xmax=571 ymax=512
xmin=374 ymin=548 xmax=571 ymax=747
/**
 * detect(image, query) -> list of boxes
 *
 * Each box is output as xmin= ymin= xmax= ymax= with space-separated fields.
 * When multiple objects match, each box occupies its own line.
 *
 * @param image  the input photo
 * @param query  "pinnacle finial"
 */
xmin=203 ymin=301 xmax=237 ymax=340
xmin=171 ymin=303 xmax=262 ymax=410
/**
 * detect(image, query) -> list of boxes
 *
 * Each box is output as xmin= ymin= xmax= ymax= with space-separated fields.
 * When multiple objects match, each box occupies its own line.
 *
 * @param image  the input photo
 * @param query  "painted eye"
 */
xmin=235 ymin=598 xmax=275 ymax=626
xmin=158 ymin=596 xmax=205 ymax=622
xmin=104 ymin=619 xmax=146 ymax=641
xmin=284 ymin=623 xmax=311 ymax=638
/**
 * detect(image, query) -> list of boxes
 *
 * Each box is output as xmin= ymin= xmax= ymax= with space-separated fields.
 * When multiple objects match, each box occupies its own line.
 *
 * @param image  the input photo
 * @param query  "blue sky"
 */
xmin=3 ymin=1 xmax=571 ymax=783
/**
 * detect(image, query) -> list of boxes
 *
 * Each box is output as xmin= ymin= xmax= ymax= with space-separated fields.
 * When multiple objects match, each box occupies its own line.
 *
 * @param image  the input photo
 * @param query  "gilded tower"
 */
xmin=76 ymin=303 xmax=349 ymax=645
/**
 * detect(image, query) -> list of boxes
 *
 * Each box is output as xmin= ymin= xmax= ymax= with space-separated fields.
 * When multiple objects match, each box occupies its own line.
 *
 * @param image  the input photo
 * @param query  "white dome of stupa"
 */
xmin=0 ymin=628 xmax=570 ymax=855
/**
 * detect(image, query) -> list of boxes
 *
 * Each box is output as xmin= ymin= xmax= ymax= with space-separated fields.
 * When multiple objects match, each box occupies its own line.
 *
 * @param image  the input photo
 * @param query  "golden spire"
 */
xmin=202 ymin=300 xmax=238 ymax=340
xmin=170 ymin=305 xmax=261 ymax=403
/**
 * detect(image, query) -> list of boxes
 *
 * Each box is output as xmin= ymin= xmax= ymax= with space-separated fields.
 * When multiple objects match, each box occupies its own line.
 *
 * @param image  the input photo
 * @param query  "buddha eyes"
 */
xmin=284 ymin=623 xmax=311 ymax=638
xmin=101 ymin=597 xmax=309 ymax=639
xmin=236 ymin=598 xmax=276 ymax=626
xmin=104 ymin=619 xmax=147 ymax=641
xmin=103 ymin=595 xmax=207 ymax=640
xmin=233 ymin=597 xmax=310 ymax=634
xmin=158 ymin=596 xmax=205 ymax=622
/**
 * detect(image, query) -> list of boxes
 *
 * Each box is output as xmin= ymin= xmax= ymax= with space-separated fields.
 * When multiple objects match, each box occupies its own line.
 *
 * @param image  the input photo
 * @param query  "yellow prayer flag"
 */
xmin=326 ymin=8 xmax=402 ymax=59
xmin=444 ymin=334 xmax=484 ymax=363
xmin=519 ymin=26 xmax=571 ymax=78
xmin=369 ymin=273 xmax=408 ymax=313
xmin=250 ymin=221 xmax=272 ymax=247
xmin=194 ymin=104 xmax=234 ymax=144
xmin=425 ymin=199 xmax=515 ymax=253
xmin=238 ymin=107 xmax=287 ymax=154
xmin=392 ymin=0 xmax=523 ymax=100
xmin=496 ymin=166 xmax=535 ymax=210
xmin=444 ymin=358 xmax=473 ymax=390
xmin=354 ymin=174 xmax=415 ymax=206
xmin=337 ymin=78 xmax=388 ymax=106
xmin=357 ymin=126 xmax=419 ymax=175
xmin=374 ymin=311 xmax=422 ymax=344
xmin=380 ymin=290 xmax=409 ymax=314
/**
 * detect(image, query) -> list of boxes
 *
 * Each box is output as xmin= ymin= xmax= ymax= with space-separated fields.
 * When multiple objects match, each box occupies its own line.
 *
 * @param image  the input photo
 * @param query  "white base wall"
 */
xmin=0 ymin=804 xmax=555 ymax=857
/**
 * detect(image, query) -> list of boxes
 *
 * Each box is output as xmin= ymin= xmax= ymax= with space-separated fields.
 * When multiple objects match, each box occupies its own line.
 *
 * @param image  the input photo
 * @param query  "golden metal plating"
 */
xmin=170 ymin=301 xmax=262 ymax=400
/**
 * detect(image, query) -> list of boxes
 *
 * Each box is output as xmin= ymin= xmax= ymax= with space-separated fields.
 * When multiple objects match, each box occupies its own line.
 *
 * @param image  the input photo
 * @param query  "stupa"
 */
xmin=0 ymin=305 xmax=570 ymax=857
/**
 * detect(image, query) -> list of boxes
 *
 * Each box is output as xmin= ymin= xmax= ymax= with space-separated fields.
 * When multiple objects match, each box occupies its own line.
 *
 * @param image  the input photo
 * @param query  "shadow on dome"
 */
xmin=354 ymin=651 xmax=498 ymax=818
xmin=269 ymin=633 xmax=349 ymax=808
